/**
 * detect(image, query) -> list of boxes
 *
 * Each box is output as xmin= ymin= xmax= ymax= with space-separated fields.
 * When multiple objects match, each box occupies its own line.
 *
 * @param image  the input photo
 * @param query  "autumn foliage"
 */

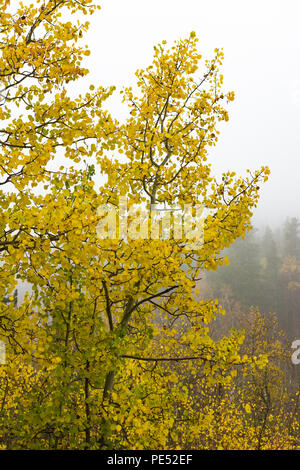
xmin=0 ymin=0 xmax=298 ymax=450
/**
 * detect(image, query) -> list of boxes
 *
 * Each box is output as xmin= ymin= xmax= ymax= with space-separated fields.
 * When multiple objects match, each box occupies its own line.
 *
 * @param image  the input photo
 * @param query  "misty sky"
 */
xmin=82 ymin=0 xmax=300 ymax=228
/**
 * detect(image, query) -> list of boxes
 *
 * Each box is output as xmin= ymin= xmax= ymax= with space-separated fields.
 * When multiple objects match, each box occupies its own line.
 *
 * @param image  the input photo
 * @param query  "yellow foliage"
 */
xmin=0 ymin=0 xmax=279 ymax=451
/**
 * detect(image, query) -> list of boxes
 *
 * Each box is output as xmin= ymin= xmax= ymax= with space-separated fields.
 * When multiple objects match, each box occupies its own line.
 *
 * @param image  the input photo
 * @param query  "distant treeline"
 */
xmin=207 ymin=217 xmax=300 ymax=337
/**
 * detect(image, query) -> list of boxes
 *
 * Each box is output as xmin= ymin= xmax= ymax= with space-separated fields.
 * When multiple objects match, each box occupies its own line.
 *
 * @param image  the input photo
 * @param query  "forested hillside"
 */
xmin=207 ymin=218 xmax=300 ymax=337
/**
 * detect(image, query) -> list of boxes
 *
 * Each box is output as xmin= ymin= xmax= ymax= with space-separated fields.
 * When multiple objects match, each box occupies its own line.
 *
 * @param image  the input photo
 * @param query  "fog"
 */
xmin=81 ymin=0 xmax=300 ymax=229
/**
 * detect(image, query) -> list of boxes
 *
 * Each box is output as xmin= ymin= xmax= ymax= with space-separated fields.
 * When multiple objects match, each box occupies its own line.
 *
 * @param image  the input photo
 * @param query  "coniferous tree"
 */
xmin=207 ymin=230 xmax=262 ymax=308
xmin=260 ymin=226 xmax=281 ymax=315
xmin=283 ymin=217 xmax=300 ymax=259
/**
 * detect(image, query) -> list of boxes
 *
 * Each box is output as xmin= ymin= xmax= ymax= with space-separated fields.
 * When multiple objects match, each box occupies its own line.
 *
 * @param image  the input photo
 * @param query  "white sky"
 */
xmin=82 ymin=0 xmax=300 ymax=228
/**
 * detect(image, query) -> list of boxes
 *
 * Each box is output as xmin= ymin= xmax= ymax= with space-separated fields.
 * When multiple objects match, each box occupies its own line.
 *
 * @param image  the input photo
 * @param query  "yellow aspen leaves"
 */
xmin=0 ymin=0 xmax=278 ymax=451
xmin=244 ymin=404 xmax=251 ymax=414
